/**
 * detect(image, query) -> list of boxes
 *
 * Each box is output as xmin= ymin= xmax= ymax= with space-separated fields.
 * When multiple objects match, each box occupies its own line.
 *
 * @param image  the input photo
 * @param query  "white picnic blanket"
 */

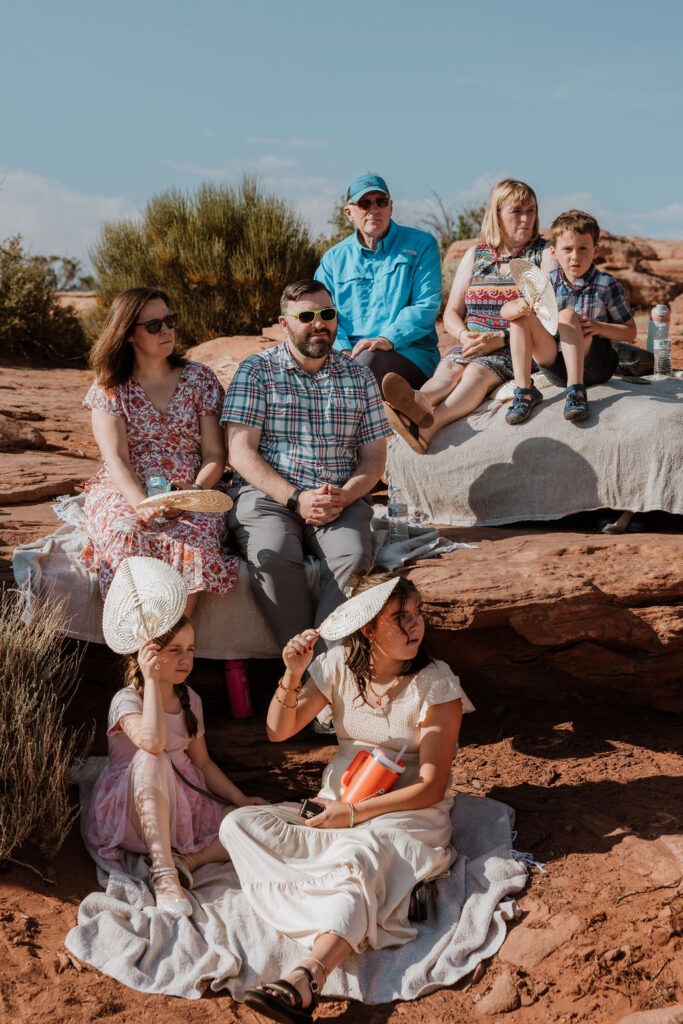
xmin=11 ymin=494 xmax=283 ymax=660
xmin=386 ymin=377 xmax=683 ymax=527
xmin=65 ymin=757 xmax=528 ymax=1003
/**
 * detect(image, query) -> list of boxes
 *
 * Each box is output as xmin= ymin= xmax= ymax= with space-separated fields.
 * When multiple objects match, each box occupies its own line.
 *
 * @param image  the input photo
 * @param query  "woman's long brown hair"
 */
xmin=343 ymin=572 xmax=430 ymax=705
xmin=123 ymin=615 xmax=198 ymax=737
xmin=90 ymin=286 xmax=185 ymax=389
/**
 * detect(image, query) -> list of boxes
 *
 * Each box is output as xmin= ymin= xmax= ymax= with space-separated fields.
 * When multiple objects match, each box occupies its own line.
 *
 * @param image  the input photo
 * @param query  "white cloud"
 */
xmin=247 ymin=137 xmax=329 ymax=148
xmin=0 ymin=168 xmax=135 ymax=263
xmin=258 ymin=154 xmax=297 ymax=169
xmin=538 ymin=192 xmax=683 ymax=238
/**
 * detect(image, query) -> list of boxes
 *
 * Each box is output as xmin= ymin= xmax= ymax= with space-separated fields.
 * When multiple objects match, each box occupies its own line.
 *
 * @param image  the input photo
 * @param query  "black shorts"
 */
xmin=540 ymin=336 xmax=619 ymax=388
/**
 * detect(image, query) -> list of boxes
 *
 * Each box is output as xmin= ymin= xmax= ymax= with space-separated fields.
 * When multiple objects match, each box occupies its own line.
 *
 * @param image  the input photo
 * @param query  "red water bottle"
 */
xmin=223 ymin=659 xmax=253 ymax=718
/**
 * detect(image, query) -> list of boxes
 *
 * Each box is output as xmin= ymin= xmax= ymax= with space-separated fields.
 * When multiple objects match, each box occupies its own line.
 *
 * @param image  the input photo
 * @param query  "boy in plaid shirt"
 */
xmin=221 ymin=280 xmax=392 ymax=652
xmin=501 ymin=209 xmax=637 ymax=422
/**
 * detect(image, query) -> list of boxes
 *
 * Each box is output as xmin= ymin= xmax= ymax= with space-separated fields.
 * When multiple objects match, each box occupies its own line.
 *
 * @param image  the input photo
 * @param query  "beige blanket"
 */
xmin=65 ymin=757 xmax=528 ymax=1003
xmin=386 ymin=377 xmax=683 ymax=527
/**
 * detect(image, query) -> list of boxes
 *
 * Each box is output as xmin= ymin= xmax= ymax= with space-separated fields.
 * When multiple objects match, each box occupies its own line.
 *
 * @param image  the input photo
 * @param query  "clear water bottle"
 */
xmin=387 ymin=486 xmax=409 ymax=542
xmin=647 ymin=304 xmax=671 ymax=375
xmin=145 ymin=473 xmax=170 ymax=496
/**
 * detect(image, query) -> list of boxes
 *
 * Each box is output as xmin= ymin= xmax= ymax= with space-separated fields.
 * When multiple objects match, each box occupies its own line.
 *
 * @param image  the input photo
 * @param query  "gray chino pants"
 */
xmin=227 ymin=484 xmax=374 ymax=651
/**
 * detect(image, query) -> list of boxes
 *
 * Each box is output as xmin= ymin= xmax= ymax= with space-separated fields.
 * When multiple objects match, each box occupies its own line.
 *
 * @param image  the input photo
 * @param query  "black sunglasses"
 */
xmin=135 ymin=313 xmax=179 ymax=334
xmin=353 ymin=195 xmax=390 ymax=210
xmin=283 ymin=307 xmax=337 ymax=325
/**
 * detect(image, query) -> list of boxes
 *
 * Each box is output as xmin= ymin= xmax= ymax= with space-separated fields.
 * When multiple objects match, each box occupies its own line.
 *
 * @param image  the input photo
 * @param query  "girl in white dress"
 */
xmin=220 ymin=573 xmax=474 ymax=1022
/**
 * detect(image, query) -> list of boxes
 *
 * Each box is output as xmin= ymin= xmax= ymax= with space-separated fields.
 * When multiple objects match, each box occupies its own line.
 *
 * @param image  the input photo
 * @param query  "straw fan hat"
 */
xmin=136 ymin=489 xmax=233 ymax=514
xmin=102 ymin=557 xmax=188 ymax=654
xmin=509 ymin=258 xmax=559 ymax=335
xmin=318 ymin=577 xmax=401 ymax=642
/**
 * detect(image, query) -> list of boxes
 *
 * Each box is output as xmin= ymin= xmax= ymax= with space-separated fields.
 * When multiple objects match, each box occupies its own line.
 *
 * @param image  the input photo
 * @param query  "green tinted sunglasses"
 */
xmin=283 ymin=307 xmax=337 ymax=324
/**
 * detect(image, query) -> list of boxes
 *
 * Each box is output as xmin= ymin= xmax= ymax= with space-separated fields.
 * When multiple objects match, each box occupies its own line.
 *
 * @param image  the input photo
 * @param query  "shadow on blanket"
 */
xmin=65 ymin=758 xmax=528 ymax=1004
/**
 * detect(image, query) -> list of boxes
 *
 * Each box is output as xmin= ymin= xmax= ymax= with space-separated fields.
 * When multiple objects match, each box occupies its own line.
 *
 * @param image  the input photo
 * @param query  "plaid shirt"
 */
xmin=549 ymin=264 xmax=633 ymax=326
xmin=221 ymin=342 xmax=392 ymax=491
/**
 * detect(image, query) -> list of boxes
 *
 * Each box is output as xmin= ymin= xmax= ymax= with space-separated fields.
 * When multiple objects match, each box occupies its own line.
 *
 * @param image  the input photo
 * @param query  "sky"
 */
xmin=2 ymin=0 xmax=682 ymax=267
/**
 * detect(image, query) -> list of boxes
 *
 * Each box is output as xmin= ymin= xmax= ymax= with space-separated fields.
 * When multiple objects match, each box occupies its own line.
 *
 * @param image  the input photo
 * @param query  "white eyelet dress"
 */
xmin=220 ymin=647 xmax=474 ymax=953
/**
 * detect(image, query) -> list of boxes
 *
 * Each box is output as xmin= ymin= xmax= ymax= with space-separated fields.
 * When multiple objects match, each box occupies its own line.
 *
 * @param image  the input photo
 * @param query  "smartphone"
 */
xmin=299 ymin=798 xmax=325 ymax=819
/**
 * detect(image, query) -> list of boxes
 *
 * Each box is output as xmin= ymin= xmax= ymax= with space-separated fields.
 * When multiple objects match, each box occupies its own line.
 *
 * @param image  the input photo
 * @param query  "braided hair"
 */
xmin=123 ymin=615 xmax=198 ymax=737
xmin=343 ymin=572 xmax=430 ymax=705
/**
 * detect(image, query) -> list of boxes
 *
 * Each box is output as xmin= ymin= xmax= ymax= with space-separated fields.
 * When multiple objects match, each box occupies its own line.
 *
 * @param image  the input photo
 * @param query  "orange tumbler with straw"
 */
xmin=340 ymin=747 xmax=405 ymax=804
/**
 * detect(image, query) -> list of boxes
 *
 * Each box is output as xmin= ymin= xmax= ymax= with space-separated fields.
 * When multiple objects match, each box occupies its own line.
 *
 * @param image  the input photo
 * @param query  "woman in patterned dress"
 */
xmin=81 ymin=287 xmax=238 ymax=612
xmin=382 ymin=180 xmax=557 ymax=451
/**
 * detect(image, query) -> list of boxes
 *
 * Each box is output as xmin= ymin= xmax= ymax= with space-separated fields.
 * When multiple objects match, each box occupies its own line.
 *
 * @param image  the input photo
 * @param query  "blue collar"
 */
xmin=558 ymin=262 xmax=599 ymax=290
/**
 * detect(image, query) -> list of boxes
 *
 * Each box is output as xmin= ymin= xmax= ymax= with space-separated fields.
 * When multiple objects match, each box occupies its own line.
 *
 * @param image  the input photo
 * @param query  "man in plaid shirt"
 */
xmin=221 ymin=279 xmax=393 ymax=650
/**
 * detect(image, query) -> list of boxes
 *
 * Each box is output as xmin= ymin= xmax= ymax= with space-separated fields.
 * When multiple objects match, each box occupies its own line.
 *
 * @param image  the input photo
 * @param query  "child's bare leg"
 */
xmin=421 ymin=363 xmax=499 ymax=444
xmin=420 ymin=359 xmax=465 ymax=407
xmin=184 ymin=835 xmax=231 ymax=870
xmin=135 ymin=782 xmax=185 ymax=901
xmin=508 ymin=315 xmax=558 ymax=388
xmin=556 ymin=309 xmax=589 ymax=386
xmin=185 ymin=592 xmax=199 ymax=618
xmin=280 ymin=932 xmax=353 ymax=1008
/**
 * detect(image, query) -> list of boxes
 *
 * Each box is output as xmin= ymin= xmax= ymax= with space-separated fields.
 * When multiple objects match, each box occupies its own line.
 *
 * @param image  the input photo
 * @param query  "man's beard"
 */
xmin=291 ymin=330 xmax=334 ymax=359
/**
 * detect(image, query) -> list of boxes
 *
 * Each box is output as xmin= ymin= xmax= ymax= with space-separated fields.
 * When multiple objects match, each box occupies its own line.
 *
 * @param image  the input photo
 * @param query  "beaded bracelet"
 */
xmin=457 ymin=327 xmax=468 ymax=342
xmin=274 ymin=688 xmax=298 ymax=709
xmin=277 ymin=675 xmax=302 ymax=692
xmin=348 ymin=802 xmax=355 ymax=828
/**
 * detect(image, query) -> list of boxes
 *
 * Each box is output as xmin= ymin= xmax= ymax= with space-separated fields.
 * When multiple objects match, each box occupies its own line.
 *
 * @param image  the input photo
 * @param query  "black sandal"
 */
xmin=244 ymin=964 xmax=319 ymax=1024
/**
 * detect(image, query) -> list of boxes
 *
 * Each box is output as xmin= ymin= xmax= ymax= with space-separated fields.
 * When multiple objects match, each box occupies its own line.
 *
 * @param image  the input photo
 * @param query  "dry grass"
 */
xmin=0 ymin=591 xmax=87 ymax=859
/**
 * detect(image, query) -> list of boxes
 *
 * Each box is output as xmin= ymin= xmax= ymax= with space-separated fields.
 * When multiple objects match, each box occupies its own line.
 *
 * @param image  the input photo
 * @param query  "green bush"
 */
xmin=0 ymin=592 xmax=87 ymax=859
xmin=91 ymin=176 xmax=323 ymax=348
xmin=0 ymin=235 xmax=89 ymax=361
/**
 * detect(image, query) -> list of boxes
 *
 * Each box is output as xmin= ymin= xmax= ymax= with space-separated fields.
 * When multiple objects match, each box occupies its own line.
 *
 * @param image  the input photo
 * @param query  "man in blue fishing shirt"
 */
xmin=316 ymin=173 xmax=442 ymax=390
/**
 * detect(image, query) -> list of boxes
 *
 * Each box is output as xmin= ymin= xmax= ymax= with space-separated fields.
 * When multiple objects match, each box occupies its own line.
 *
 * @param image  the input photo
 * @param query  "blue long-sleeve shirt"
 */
xmin=316 ymin=220 xmax=442 ymax=378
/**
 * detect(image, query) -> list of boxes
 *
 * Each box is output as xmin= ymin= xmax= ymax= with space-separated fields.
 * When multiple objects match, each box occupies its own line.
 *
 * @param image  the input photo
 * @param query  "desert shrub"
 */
xmin=420 ymin=192 xmax=487 ymax=257
xmin=319 ymin=194 xmax=354 ymax=249
xmin=0 ymin=235 xmax=89 ymax=361
xmin=91 ymin=176 xmax=323 ymax=349
xmin=0 ymin=592 xmax=86 ymax=859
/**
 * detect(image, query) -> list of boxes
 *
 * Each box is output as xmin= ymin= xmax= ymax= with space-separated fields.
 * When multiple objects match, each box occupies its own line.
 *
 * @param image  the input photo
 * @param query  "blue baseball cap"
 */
xmin=346 ymin=173 xmax=390 ymax=203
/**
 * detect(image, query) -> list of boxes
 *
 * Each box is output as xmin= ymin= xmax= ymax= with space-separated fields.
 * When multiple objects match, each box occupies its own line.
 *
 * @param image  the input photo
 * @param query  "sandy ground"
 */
xmin=1 ymin=643 xmax=681 ymax=1024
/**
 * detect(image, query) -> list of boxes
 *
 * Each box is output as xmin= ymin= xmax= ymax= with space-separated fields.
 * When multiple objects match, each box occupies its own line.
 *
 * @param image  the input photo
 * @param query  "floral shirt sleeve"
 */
xmin=192 ymin=362 xmax=225 ymax=417
xmin=83 ymin=380 xmax=125 ymax=417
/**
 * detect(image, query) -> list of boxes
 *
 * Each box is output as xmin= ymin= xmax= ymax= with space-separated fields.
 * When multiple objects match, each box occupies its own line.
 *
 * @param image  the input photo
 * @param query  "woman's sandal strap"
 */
xmin=261 ymin=979 xmax=305 ymax=1008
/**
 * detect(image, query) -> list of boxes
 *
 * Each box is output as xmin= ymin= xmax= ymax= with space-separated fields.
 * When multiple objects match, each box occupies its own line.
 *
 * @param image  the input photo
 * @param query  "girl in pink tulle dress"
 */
xmin=84 ymin=615 xmax=265 ymax=914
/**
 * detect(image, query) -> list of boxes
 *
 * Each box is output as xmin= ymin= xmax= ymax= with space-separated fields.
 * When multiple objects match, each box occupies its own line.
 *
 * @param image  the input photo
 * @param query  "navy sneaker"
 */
xmin=505 ymin=385 xmax=543 ymax=425
xmin=563 ymin=383 xmax=590 ymax=422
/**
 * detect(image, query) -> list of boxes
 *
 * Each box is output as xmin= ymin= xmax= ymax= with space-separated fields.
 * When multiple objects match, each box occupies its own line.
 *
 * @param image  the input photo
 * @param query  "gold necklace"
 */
xmin=367 ymin=674 xmax=400 ymax=707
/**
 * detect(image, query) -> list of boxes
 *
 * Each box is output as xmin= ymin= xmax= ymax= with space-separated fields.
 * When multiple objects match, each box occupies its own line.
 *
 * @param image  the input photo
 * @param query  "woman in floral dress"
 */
xmin=81 ymin=287 xmax=238 ymax=610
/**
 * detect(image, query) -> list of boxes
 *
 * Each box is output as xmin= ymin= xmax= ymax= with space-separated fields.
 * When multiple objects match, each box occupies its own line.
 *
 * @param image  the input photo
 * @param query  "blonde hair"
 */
xmin=123 ymin=615 xmax=198 ymax=737
xmin=480 ymin=179 xmax=539 ymax=249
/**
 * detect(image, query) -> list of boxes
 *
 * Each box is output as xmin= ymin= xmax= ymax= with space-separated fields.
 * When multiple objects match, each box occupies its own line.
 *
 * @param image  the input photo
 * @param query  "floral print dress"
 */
xmin=81 ymin=360 xmax=238 ymax=597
